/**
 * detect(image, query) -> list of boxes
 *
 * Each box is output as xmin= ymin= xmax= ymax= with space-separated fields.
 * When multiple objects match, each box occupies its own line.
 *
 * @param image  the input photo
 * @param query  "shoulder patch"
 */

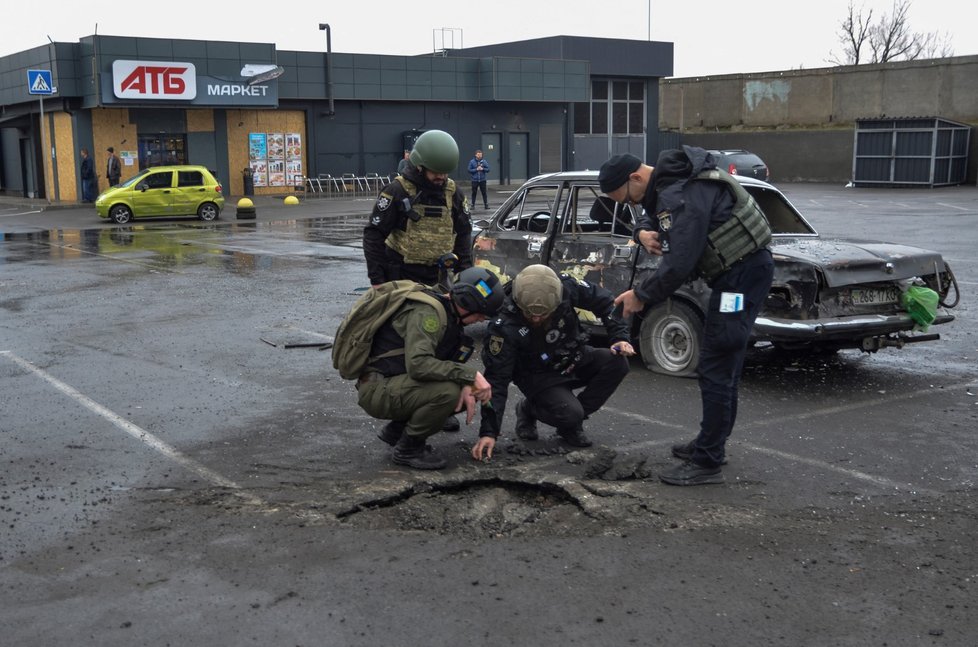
xmin=489 ymin=335 xmax=504 ymax=355
xmin=376 ymin=194 xmax=393 ymax=211
xmin=657 ymin=210 xmax=672 ymax=230
xmin=422 ymin=315 xmax=440 ymax=333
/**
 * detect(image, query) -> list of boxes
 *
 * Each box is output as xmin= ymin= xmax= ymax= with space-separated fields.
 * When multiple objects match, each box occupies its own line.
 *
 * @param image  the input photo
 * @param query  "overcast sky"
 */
xmin=3 ymin=0 xmax=973 ymax=78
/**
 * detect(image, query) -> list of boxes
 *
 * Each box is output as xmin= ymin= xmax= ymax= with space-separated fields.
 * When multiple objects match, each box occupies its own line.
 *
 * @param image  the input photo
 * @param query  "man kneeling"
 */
xmin=473 ymin=265 xmax=635 ymax=460
xmin=355 ymin=268 xmax=504 ymax=469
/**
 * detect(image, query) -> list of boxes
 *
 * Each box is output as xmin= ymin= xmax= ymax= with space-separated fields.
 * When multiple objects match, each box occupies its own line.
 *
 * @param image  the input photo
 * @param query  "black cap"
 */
xmin=598 ymin=153 xmax=642 ymax=193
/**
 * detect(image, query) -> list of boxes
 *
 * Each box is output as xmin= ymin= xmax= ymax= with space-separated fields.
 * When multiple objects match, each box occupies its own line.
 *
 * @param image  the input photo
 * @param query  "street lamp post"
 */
xmin=318 ymin=23 xmax=335 ymax=117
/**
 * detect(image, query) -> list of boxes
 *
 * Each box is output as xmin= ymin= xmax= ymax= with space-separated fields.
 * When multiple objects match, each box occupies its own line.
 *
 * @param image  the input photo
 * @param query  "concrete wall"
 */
xmin=661 ymin=56 xmax=978 ymax=184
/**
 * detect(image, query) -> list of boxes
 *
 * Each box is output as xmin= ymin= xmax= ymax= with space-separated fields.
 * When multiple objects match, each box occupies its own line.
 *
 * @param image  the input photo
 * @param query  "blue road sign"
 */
xmin=27 ymin=69 xmax=54 ymax=95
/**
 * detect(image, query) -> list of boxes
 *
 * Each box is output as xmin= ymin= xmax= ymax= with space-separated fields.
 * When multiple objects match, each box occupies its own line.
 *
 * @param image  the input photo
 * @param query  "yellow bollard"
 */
xmin=284 ymin=195 xmax=299 ymax=205
xmin=236 ymin=197 xmax=256 ymax=220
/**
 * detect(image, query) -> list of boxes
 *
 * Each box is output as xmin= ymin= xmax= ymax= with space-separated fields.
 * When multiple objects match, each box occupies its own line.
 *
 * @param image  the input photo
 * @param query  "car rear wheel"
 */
xmin=109 ymin=204 xmax=133 ymax=225
xmin=639 ymin=300 xmax=702 ymax=377
xmin=197 ymin=202 xmax=220 ymax=221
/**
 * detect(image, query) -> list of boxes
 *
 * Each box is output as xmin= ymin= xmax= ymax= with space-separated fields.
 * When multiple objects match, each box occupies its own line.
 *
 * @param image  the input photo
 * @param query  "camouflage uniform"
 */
xmin=363 ymin=165 xmax=472 ymax=286
xmin=356 ymin=297 xmax=477 ymax=440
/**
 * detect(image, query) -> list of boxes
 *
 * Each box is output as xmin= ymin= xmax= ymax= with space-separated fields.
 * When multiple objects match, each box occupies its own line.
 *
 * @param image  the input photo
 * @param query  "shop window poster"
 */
xmin=249 ymin=132 xmax=301 ymax=188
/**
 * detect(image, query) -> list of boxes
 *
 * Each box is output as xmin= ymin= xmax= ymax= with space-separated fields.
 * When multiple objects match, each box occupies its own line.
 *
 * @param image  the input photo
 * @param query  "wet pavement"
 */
xmin=1 ymin=183 xmax=977 ymax=645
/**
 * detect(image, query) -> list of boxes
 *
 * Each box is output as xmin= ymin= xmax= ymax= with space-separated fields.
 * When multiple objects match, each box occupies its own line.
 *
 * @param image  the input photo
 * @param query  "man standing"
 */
xmin=364 ymin=130 xmax=472 ymax=288
xmin=467 ymin=149 xmax=490 ymax=210
xmin=364 ymin=130 xmax=472 ymax=434
xmin=397 ymin=149 xmax=411 ymax=176
xmin=106 ymin=147 xmax=122 ymax=187
xmin=599 ymin=147 xmax=774 ymax=486
xmin=354 ymin=267 xmax=505 ymax=469
xmin=473 ymin=265 xmax=634 ymax=461
xmin=79 ymin=148 xmax=96 ymax=202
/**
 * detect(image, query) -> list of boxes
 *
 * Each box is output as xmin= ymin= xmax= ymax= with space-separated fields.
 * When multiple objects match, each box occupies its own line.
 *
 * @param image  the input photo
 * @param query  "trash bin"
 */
xmin=242 ymin=167 xmax=255 ymax=196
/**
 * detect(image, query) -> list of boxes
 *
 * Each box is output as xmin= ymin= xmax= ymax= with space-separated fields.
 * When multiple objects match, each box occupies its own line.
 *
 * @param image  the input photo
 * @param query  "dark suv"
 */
xmin=708 ymin=149 xmax=770 ymax=182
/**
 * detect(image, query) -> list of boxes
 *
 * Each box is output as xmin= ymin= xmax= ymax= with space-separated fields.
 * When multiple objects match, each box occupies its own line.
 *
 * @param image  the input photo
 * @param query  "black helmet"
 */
xmin=451 ymin=267 xmax=504 ymax=316
xmin=409 ymin=130 xmax=459 ymax=174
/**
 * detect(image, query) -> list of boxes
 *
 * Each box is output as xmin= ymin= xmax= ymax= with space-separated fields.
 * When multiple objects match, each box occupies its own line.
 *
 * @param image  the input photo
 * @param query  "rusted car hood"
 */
xmin=771 ymin=237 xmax=946 ymax=287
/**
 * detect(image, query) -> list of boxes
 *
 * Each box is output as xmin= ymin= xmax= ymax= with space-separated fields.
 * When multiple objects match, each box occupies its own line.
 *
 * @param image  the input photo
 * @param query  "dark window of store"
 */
xmin=138 ymin=134 xmax=187 ymax=169
xmin=578 ymin=79 xmax=644 ymax=136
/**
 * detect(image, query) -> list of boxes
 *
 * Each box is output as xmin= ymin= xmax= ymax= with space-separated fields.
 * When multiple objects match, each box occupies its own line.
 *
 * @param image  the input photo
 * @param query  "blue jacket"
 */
xmin=468 ymin=157 xmax=490 ymax=182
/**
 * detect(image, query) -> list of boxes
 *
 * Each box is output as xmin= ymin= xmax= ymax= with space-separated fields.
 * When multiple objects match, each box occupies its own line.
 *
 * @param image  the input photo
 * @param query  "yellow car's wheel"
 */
xmin=197 ymin=202 xmax=220 ymax=221
xmin=110 ymin=204 xmax=133 ymax=225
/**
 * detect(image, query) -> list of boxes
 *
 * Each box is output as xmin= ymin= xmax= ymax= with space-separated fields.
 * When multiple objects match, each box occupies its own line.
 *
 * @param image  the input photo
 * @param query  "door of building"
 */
xmin=507 ymin=132 xmax=529 ymax=184
xmin=138 ymin=134 xmax=187 ymax=169
xmin=480 ymin=133 xmax=501 ymax=185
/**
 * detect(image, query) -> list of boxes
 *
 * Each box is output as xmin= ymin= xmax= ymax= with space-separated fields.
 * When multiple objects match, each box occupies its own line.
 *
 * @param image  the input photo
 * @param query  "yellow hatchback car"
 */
xmin=96 ymin=165 xmax=225 ymax=224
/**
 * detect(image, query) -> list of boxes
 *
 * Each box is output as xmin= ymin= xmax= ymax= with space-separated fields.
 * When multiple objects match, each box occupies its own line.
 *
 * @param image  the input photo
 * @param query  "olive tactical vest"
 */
xmin=691 ymin=169 xmax=772 ymax=281
xmin=384 ymin=176 xmax=457 ymax=264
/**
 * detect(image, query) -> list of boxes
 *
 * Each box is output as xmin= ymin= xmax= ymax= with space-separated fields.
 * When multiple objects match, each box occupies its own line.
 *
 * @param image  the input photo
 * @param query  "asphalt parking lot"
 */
xmin=1 ymin=183 xmax=977 ymax=646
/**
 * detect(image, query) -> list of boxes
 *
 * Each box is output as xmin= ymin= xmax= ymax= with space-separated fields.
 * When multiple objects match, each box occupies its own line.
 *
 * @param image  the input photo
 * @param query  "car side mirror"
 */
xmin=472 ymin=219 xmax=491 ymax=229
xmin=137 ymin=182 xmax=149 ymax=191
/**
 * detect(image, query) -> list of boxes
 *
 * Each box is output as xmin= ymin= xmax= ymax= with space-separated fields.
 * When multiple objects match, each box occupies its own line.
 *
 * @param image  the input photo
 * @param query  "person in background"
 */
xmin=468 ymin=149 xmax=490 ymax=210
xmin=79 ymin=148 xmax=96 ymax=202
xmin=397 ymin=149 xmax=412 ymax=176
xmin=106 ymin=147 xmax=122 ymax=187
xmin=599 ymin=148 xmax=774 ymax=486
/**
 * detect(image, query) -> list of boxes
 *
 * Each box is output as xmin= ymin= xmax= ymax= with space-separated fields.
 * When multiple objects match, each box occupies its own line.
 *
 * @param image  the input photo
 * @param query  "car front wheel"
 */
xmin=639 ymin=299 xmax=702 ymax=377
xmin=197 ymin=202 xmax=220 ymax=221
xmin=110 ymin=204 xmax=133 ymax=225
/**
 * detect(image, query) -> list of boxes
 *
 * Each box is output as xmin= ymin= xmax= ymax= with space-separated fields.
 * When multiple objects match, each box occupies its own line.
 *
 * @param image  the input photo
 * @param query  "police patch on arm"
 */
xmin=488 ymin=335 xmax=504 ymax=355
xmin=376 ymin=193 xmax=393 ymax=211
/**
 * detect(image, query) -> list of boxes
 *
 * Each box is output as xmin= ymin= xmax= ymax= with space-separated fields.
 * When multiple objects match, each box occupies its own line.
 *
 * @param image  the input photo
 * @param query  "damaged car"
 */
xmin=472 ymin=172 xmax=959 ymax=377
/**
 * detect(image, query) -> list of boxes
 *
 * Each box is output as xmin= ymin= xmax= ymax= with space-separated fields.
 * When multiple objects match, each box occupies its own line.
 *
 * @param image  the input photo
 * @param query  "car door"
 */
xmin=171 ymin=169 xmax=206 ymax=216
xmin=548 ymin=183 xmax=638 ymax=301
xmin=133 ymin=170 xmax=175 ymax=216
xmin=472 ymin=182 xmax=563 ymax=284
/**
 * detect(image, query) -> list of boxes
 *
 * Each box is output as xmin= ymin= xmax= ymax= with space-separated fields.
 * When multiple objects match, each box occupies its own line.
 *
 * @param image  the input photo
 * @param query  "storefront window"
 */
xmin=573 ymin=78 xmax=646 ymax=135
xmin=138 ymin=134 xmax=187 ymax=169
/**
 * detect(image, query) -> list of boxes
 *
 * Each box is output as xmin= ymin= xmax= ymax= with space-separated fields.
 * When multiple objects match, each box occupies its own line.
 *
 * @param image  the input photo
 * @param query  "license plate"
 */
xmin=850 ymin=286 xmax=901 ymax=305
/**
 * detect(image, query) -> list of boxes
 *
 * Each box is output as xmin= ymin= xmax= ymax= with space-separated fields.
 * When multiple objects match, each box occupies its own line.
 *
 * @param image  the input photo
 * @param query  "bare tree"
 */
xmin=829 ymin=2 xmax=874 ymax=65
xmin=831 ymin=0 xmax=954 ymax=66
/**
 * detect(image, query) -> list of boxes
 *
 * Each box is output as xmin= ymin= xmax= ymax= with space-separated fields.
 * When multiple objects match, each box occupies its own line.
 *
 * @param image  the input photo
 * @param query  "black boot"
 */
xmin=442 ymin=415 xmax=461 ymax=432
xmin=557 ymin=426 xmax=592 ymax=448
xmin=671 ymin=440 xmax=727 ymax=465
xmin=392 ymin=434 xmax=447 ymax=470
xmin=514 ymin=399 xmax=538 ymax=441
xmin=378 ymin=421 xmax=406 ymax=446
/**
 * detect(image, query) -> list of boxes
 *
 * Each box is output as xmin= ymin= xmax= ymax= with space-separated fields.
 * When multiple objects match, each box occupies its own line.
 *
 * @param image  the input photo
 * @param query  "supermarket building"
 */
xmin=0 ymin=34 xmax=672 ymax=201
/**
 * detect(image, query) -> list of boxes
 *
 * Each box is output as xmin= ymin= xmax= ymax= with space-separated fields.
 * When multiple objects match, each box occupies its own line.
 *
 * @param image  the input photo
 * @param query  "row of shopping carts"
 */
xmin=300 ymin=173 xmax=393 ymax=198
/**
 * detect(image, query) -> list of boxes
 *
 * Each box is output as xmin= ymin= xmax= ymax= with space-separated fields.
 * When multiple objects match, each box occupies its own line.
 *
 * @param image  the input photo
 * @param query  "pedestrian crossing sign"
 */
xmin=27 ymin=69 xmax=54 ymax=95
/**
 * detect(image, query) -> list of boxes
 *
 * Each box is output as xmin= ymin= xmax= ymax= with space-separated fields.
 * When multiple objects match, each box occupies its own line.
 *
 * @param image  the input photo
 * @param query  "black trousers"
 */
xmin=524 ymin=347 xmax=629 ymax=432
xmin=471 ymin=181 xmax=488 ymax=208
xmin=691 ymin=249 xmax=774 ymax=468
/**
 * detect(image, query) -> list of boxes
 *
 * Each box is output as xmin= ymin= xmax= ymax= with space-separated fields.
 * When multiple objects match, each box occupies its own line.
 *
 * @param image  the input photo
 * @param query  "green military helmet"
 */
xmin=409 ymin=130 xmax=459 ymax=174
xmin=513 ymin=264 xmax=563 ymax=318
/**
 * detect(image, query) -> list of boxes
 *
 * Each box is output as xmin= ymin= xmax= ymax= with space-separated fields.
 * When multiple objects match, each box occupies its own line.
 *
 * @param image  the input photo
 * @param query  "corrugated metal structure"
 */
xmin=853 ymin=117 xmax=971 ymax=187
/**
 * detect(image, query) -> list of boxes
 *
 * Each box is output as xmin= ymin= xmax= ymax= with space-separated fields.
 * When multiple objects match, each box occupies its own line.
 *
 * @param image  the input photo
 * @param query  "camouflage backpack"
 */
xmin=331 ymin=281 xmax=446 ymax=380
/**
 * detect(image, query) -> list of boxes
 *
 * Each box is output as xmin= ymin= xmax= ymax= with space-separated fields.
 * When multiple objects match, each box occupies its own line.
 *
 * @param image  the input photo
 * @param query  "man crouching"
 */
xmin=356 ymin=267 xmax=504 ymax=469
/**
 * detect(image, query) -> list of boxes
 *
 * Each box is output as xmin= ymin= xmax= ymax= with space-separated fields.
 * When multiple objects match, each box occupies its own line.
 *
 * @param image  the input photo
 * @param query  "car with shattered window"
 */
xmin=471 ymin=172 xmax=959 ymax=377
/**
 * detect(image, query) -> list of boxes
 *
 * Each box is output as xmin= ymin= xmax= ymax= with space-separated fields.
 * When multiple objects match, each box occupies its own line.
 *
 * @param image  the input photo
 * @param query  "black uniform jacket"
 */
xmin=363 ymin=165 xmax=472 ymax=286
xmin=479 ymin=274 xmax=629 ymax=438
xmin=632 ymin=145 xmax=737 ymax=305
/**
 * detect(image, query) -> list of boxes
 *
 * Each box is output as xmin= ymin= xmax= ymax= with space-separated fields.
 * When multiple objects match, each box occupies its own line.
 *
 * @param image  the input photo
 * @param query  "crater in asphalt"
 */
xmin=337 ymin=478 xmax=600 ymax=537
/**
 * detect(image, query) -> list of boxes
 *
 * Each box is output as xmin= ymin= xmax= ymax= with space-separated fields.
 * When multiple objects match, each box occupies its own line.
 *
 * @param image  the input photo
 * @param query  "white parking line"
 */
xmin=1 ymin=350 xmax=264 ymax=506
xmin=614 ymin=381 xmax=976 ymax=495
xmin=936 ymin=203 xmax=973 ymax=212
xmin=0 ymin=209 xmax=44 ymax=217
